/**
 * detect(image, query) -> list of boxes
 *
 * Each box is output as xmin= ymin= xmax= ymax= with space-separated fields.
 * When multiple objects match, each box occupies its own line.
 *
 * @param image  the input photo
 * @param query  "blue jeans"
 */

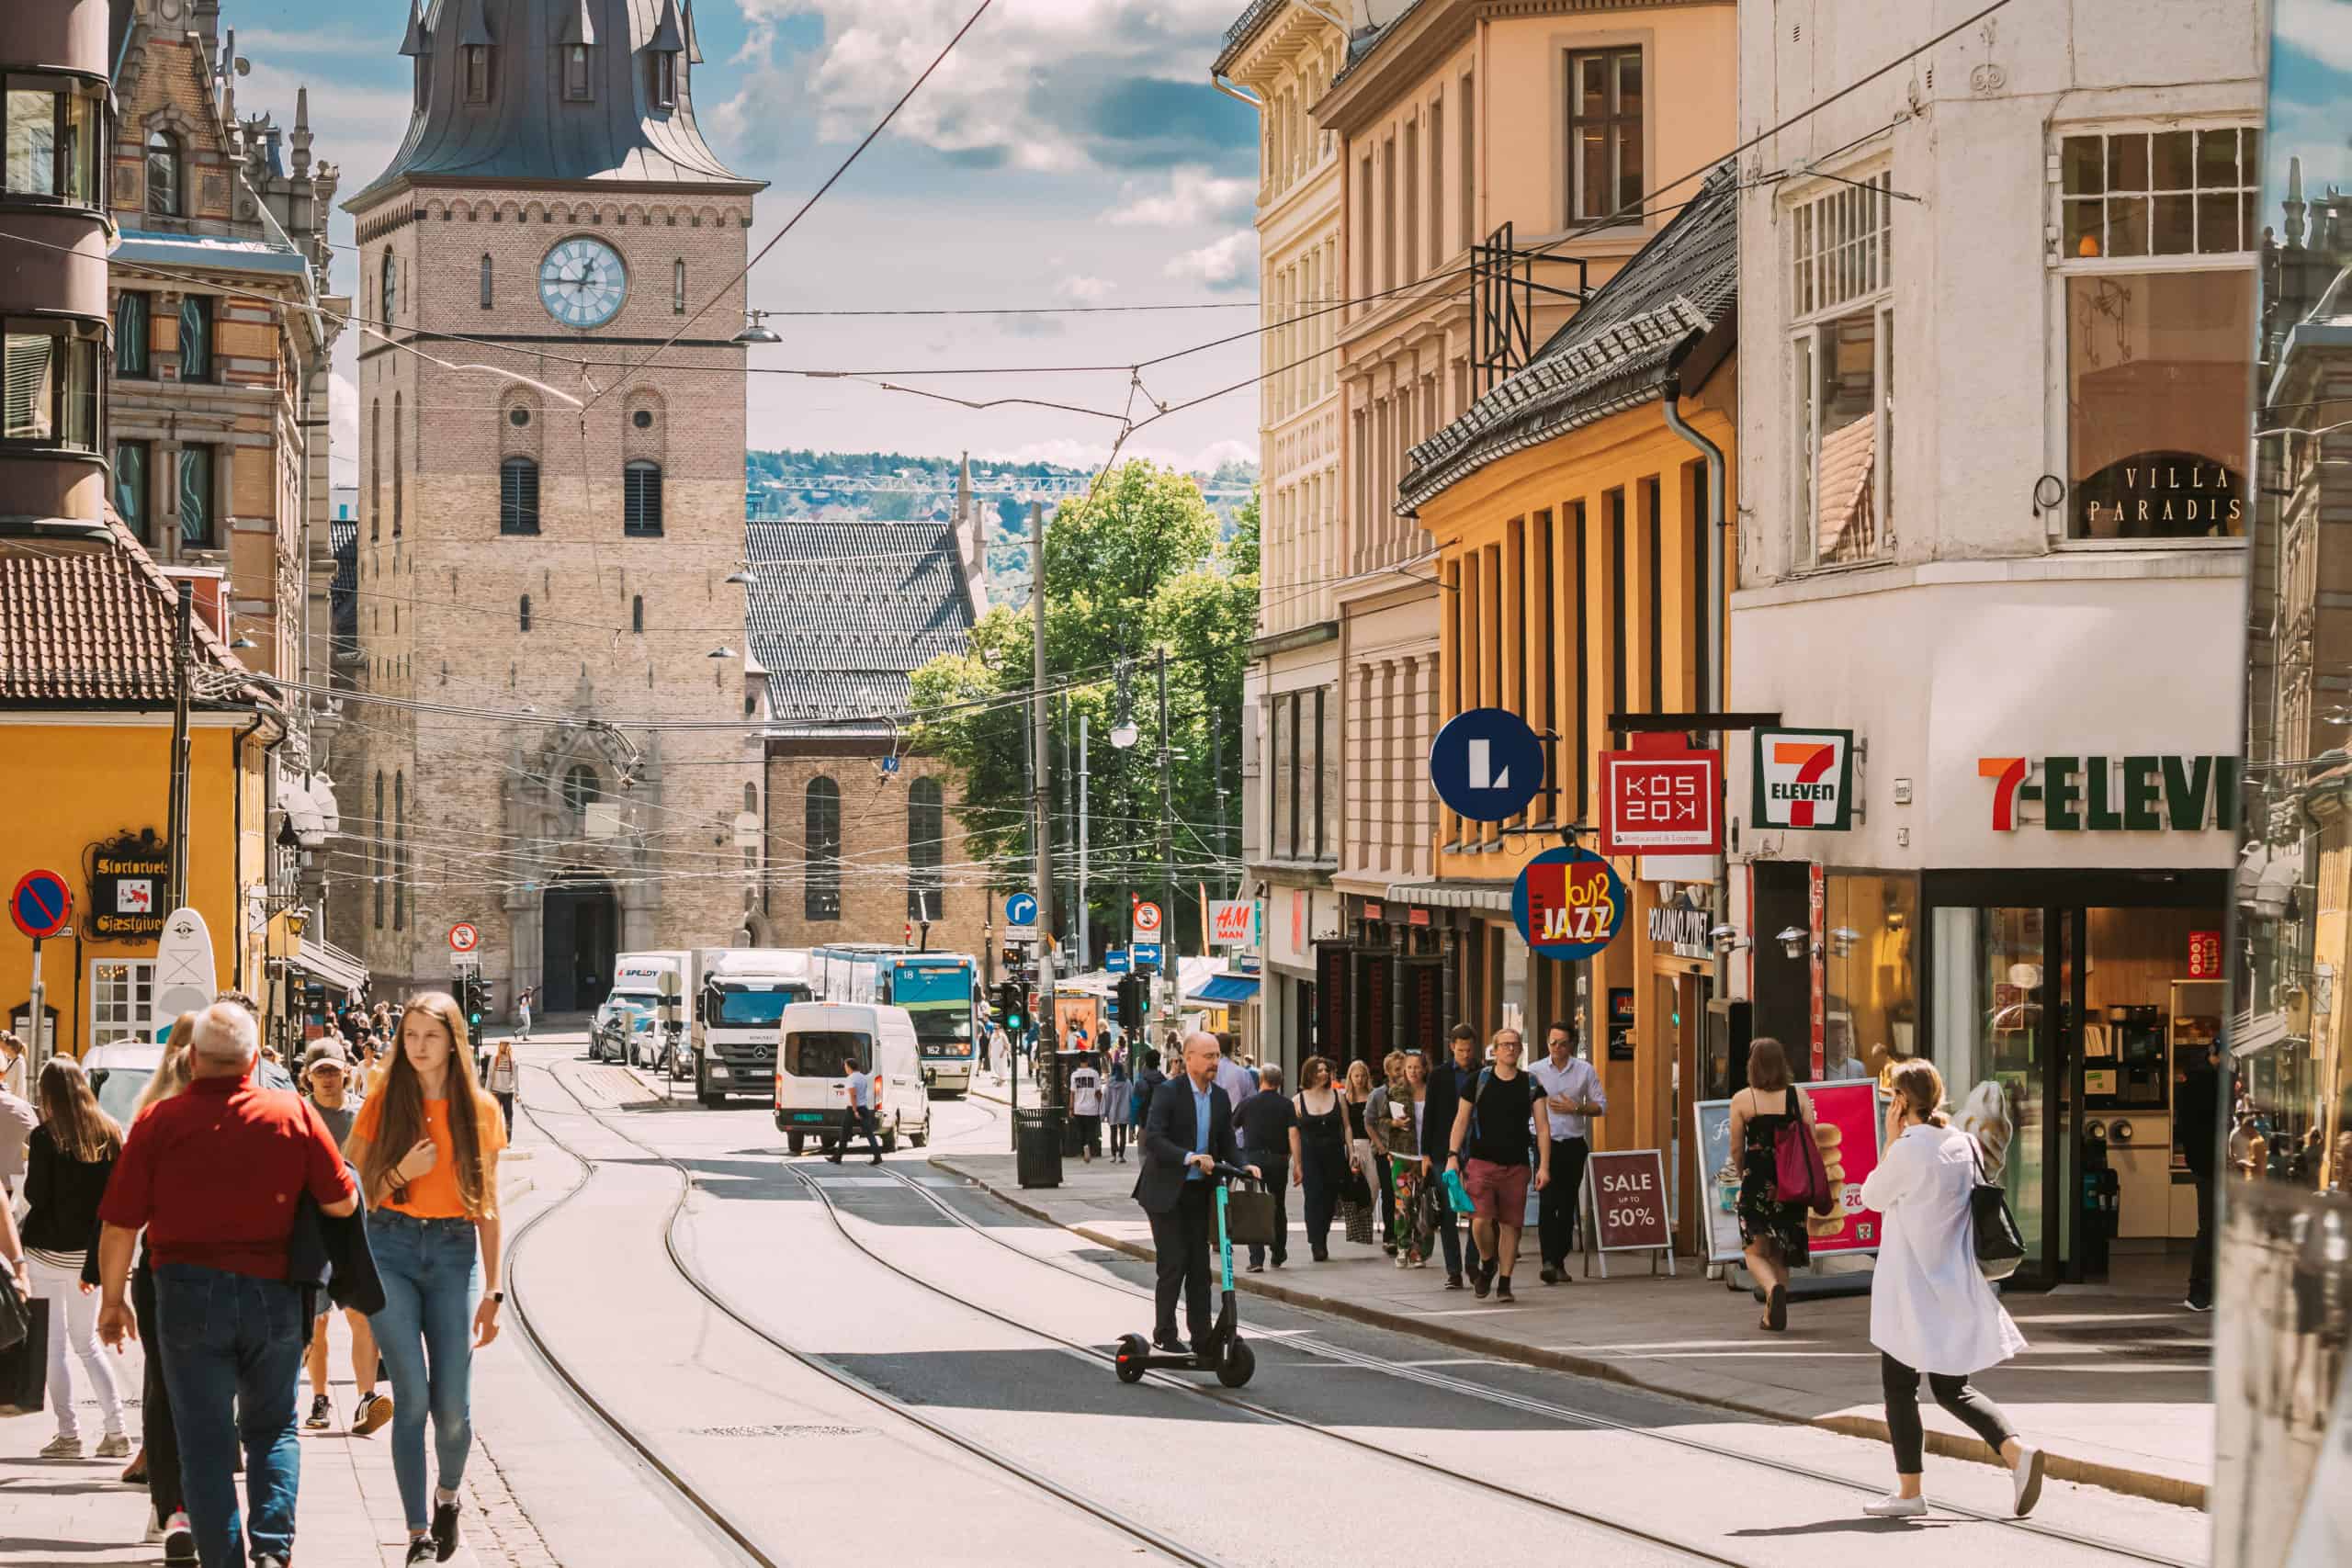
xmin=368 ymin=1212 xmax=481 ymax=1531
xmin=153 ymin=1263 xmax=305 ymax=1568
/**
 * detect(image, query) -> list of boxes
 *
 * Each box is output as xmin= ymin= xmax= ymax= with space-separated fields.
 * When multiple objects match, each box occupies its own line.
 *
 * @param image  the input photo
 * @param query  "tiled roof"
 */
xmin=1397 ymin=163 xmax=1738 ymax=512
xmin=0 ymin=518 xmax=261 ymax=707
xmin=743 ymin=518 xmax=976 ymax=735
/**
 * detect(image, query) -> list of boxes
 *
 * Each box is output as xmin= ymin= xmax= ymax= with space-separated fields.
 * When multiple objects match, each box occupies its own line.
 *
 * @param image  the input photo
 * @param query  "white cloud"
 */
xmin=981 ymin=434 xmax=1257 ymax=476
xmin=328 ymin=370 xmax=358 ymax=464
xmin=232 ymin=25 xmax=390 ymax=57
xmin=1104 ymin=165 xmax=1253 ymax=226
xmin=2274 ymin=0 xmax=2352 ymax=74
xmin=1057 ymin=275 xmax=1117 ymax=303
xmin=1163 ymin=231 xmax=1254 ymax=289
xmin=718 ymin=0 xmax=1243 ymax=172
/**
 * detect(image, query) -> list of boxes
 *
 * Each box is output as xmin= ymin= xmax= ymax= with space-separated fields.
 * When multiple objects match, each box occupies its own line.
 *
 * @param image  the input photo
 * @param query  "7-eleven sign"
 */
xmin=1752 ymin=728 xmax=1855 ymax=831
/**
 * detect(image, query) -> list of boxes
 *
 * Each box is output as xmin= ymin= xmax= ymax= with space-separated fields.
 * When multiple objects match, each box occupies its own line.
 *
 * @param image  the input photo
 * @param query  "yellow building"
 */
xmin=1401 ymin=165 xmax=1735 ymax=1239
xmin=0 ymin=521 xmax=282 ymax=1055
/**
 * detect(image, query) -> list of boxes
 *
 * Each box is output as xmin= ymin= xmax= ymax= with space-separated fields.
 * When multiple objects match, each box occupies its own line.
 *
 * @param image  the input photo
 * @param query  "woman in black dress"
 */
xmin=1289 ymin=1055 xmax=1350 ymax=1262
xmin=1727 ymin=1037 xmax=1815 ymax=1332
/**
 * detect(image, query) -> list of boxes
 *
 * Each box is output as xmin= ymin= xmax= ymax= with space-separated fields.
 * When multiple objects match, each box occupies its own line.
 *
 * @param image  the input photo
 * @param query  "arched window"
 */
xmin=500 ymin=457 xmax=539 ymax=534
xmin=464 ymin=44 xmax=492 ymax=103
xmin=145 ymin=130 xmax=180 ymax=217
xmin=805 ymin=777 xmax=841 ymax=920
xmin=562 ymin=43 xmax=593 ymax=101
xmin=907 ymin=777 xmax=944 ymax=922
xmin=393 ymin=773 xmax=407 ymax=931
xmin=519 ymin=592 xmax=532 ymax=631
xmin=368 ymin=398 xmax=381 ymax=541
xmin=744 ymin=783 xmax=759 ymax=814
xmin=479 ymin=254 xmax=493 ymax=309
xmin=391 ymin=391 xmax=403 ymax=536
xmin=623 ymin=459 xmax=662 ymax=536
xmin=630 ymin=593 xmax=643 ymax=632
xmin=672 ymin=258 xmax=685 ymax=313
xmin=563 ymin=764 xmax=597 ymax=816
xmin=372 ymin=771 xmax=386 ymax=928
xmin=380 ymin=250 xmax=396 ymax=322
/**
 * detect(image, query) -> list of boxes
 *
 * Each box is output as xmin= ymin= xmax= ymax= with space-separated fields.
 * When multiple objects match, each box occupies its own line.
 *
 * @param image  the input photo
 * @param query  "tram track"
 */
xmin=508 ymin=1060 xmax=1240 ymax=1568
xmin=880 ymin=1163 xmax=2203 ymax=1568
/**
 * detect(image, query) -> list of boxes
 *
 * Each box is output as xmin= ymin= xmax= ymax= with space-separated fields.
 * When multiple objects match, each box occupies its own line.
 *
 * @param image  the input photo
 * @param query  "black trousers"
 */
xmin=133 ymin=1258 xmax=184 ymax=1528
xmin=1148 ymin=1182 xmax=1216 ymax=1345
xmin=1376 ymin=1154 xmax=1397 ymax=1244
xmin=1242 ymin=1152 xmax=1289 ymax=1267
xmin=1111 ymin=1121 xmax=1129 ymax=1158
xmin=1539 ymin=1137 xmax=1591 ymax=1268
xmin=1881 ymin=1353 xmax=2017 ymax=1473
xmin=2188 ymin=1171 xmax=2216 ymax=1304
xmin=831 ymin=1106 xmax=882 ymax=1160
xmin=1300 ymin=1147 xmax=1342 ymax=1253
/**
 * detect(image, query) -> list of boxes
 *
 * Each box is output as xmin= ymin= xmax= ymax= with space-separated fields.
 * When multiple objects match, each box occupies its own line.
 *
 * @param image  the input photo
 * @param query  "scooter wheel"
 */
xmin=1216 ymin=1337 xmax=1255 ymax=1388
xmin=1114 ymin=1334 xmax=1150 ymax=1384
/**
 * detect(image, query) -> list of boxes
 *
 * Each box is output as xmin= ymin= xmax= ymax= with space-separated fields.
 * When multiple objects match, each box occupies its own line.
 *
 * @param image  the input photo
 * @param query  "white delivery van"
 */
xmin=695 ymin=948 xmax=813 ymax=1108
xmin=773 ymin=1001 xmax=931 ymax=1156
xmin=610 ymin=951 xmax=696 ymax=1077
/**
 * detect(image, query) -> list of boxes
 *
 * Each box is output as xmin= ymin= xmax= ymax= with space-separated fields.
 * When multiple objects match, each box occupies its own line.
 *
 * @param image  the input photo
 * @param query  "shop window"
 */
xmin=623 ymin=459 xmax=662 ymax=536
xmin=144 ymin=129 xmax=181 ymax=217
xmin=806 ymin=776 xmax=841 ymax=920
xmin=114 ymin=439 xmax=149 ymax=540
xmin=1 ymin=319 xmax=101 ymax=449
xmin=1821 ymin=873 xmax=1919 ymax=1084
xmin=2061 ymin=128 xmax=2256 ymax=262
xmin=4 ymin=75 xmax=102 ymax=204
xmin=1789 ymin=172 xmax=1894 ymax=568
xmin=178 ymin=294 xmax=212 ymax=383
xmin=1566 ymin=47 xmax=1642 ymax=224
xmin=89 ymin=961 xmax=157 ymax=1052
xmin=114 ymin=291 xmax=151 ymax=377
xmin=177 ymin=443 xmax=215 ymax=547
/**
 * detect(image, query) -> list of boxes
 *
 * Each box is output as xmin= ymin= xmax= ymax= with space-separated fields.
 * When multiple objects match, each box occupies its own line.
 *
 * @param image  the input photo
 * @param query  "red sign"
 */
xmin=2188 ymin=930 xmax=2222 ymax=979
xmin=1808 ymin=863 xmax=1826 ymax=1077
xmin=1597 ymin=735 xmax=1722 ymax=856
xmin=1798 ymin=1080 xmax=1887 ymax=1257
xmin=10 ymin=869 xmax=73 ymax=941
xmin=448 ymin=922 xmax=480 ymax=953
xmin=1584 ymin=1149 xmax=1672 ymax=1253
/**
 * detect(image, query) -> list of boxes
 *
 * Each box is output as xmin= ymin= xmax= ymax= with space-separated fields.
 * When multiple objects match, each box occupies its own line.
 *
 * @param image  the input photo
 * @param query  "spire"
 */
xmin=2286 ymin=155 xmax=2308 ymax=248
xmin=290 ymin=85 xmax=311 ymax=175
xmin=559 ymin=0 xmax=597 ymax=47
xmin=957 ymin=451 xmax=972 ymax=518
xmin=650 ymin=0 xmax=686 ymax=53
xmin=399 ymin=0 xmax=428 ymax=57
xmin=683 ymin=0 xmax=705 ymax=63
xmin=457 ymin=0 xmax=496 ymax=49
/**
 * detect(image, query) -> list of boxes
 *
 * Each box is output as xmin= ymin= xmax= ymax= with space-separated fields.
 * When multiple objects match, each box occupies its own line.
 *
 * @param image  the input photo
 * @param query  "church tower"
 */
xmin=340 ymin=0 xmax=764 ymax=1011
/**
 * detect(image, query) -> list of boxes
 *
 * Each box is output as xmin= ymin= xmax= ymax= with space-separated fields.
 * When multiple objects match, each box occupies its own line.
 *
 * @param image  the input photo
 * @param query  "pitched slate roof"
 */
xmin=0 ymin=519 xmax=261 ymax=708
xmin=743 ymin=518 xmax=977 ymax=736
xmin=1397 ymin=163 xmax=1738 ymax=512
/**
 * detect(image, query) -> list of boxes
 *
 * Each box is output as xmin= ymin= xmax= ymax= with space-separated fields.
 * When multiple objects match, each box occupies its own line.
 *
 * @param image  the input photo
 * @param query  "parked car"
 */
xmin=591 ymin=997 xmax=652 ymax=1064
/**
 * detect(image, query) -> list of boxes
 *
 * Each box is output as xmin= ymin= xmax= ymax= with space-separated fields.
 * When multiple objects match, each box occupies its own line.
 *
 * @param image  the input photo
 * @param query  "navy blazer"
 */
xmin=1132 ymin=1075 xmax=1237 ymax=1215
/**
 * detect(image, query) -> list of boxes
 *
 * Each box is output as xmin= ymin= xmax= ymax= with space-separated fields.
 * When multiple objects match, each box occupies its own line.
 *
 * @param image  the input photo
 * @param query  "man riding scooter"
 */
xmin=1133 ymin=1031 xmax=1261 ymax=1354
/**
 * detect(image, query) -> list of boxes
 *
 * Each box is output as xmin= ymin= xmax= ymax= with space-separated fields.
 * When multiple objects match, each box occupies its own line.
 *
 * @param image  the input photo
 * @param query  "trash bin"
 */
xmin=1017 ymin=1108 xmax=1064 ymax=1189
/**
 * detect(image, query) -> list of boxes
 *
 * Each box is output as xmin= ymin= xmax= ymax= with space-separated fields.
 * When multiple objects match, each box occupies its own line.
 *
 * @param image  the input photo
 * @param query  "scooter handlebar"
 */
xmin=1210 ymin=1161 xmax=1261 ymax=1184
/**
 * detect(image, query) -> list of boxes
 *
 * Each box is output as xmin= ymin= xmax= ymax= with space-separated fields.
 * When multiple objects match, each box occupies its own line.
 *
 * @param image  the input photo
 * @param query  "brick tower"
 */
xmin=338 ymin=0 xmax=765 ymax=1012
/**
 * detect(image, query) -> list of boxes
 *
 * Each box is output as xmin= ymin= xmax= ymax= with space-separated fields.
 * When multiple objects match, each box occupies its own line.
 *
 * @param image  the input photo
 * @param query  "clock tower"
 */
xmin=338 ymin=0 xmax=767 ymax=1013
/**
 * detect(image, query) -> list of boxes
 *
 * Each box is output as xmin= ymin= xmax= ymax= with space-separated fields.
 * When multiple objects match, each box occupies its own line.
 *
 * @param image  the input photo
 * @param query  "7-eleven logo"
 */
xmin=1754 ymin=729 xmax=1852 ymax=830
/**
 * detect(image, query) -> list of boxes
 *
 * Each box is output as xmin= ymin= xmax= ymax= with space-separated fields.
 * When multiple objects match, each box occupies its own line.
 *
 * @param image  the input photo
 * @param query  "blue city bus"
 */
xmin=811 ymin=944 xmax=979 ymax=1095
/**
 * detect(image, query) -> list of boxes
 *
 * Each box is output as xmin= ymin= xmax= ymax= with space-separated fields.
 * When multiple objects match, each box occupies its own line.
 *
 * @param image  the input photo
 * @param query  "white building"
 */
xmin=1725 ymin=0 xmax=2259 ymax=1289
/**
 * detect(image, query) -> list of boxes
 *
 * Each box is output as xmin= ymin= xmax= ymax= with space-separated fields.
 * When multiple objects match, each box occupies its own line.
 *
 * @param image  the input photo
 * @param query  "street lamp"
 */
xmin=1110 ymin=717 xmax=1138 ymax=750
xmin=733 ymin=310 xmax=782 ymax=346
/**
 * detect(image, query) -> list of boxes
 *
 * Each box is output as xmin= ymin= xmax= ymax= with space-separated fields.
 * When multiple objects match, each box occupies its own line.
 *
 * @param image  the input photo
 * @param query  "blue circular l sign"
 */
xmin=1005 ymin=893 xmax=1038 ymax=927
xmin=1430 ymin=707 xmax=1545 ymax=823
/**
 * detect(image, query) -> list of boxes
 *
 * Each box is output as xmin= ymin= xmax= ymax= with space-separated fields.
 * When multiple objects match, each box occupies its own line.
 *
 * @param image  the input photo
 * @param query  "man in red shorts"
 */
xmin=1442 ymin=1028 xmax=1552 ymax=1303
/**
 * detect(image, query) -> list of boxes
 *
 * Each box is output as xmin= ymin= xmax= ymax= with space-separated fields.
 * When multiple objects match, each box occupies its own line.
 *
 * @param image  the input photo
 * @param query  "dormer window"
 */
xmin=413 ymin=53 xmax=429 ymax=111
xmin=465 ymin=46 xmax=491 ymax=102
xmin=650 ymin=50 xmax=677 ymax=109
xmin=563 ymin=45 xmax=592 ymax=101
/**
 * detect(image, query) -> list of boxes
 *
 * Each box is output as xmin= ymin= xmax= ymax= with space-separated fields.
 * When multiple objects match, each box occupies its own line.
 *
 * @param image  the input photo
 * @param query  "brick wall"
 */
xmin=762 ymin=752 xmax=989 ymax=959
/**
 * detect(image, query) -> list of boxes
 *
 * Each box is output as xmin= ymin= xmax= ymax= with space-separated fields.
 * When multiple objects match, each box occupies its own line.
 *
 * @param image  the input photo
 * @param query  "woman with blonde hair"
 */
xmin=1339 ymin=1057 xmax=1382 ymax=1247
xmin=22 ymin=1056 xmax=128 ymax=1458
xmin=1727 ymin=1038 xmax=1814 ymax=1331
xmin=1856 ymin=1059 xmax=2042 ymax=1519
xmin=346 ymin=994 xmax=509 ymax=1564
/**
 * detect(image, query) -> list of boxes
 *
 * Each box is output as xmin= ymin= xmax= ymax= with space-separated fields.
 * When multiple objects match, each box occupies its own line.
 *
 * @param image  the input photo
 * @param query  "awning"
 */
xmin=1190 ymin=974 xmax=1261 ymax=1006
xmin=1384 ymin=879 xmax=1513 ymax=914
xmin=288 ymin=936 xmax=367 ymax=995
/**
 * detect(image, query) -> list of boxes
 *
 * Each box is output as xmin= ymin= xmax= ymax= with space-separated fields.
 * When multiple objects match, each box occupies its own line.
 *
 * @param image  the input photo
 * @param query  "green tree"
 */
xmin=910 ymin=459 xmax=1257 ymax=955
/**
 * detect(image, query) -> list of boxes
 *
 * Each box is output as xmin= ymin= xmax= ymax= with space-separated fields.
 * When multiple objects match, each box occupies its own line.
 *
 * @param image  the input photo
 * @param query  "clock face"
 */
xmin=539 ymin=237 xmax=628 ymax=328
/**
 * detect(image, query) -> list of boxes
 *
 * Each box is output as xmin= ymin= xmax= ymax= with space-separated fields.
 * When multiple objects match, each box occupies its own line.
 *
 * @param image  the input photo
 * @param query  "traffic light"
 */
xmin=997 ymin=981 xmax=1024 ymax=1034
xmin=1114 ymin=975 xmax=1147 ymax=1035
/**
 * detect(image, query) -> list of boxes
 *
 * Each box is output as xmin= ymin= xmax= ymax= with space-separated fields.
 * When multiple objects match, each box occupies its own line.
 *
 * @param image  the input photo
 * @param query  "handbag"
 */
xmin=0 ymin=1286 xmax=48 ymax=1416
xmin=1223 ymin=1181 xmax=1279 ymax=1247
xmin=1773 ymin=1101 xmax=1832 ymax=1215
xmin=1968 ymin=1137 xmax=2027 ymax=1281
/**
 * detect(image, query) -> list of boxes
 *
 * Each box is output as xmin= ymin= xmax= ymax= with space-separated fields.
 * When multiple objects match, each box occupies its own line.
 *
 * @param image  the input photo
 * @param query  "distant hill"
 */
xmin=746 ymin=448 xmax=1257 ymax=606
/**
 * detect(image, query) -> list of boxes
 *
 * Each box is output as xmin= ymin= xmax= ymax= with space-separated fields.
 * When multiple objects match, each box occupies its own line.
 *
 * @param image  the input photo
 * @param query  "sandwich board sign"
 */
xmin=1581 ymin=1148 xmax=1676 ymax=1278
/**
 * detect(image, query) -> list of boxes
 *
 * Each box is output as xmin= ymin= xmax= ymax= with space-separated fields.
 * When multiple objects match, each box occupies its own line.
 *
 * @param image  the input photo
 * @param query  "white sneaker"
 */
xmin=2013 ymin=1444 xmax=2046 ymax=1517
xmin=143 ymin=1517 xmax=165 ymax=1544
xmin=95 ymin=1433 xmax=131 ymax=1460
xmin=39 ymin=1434 xmax=83 ymax=1459
xmin=1862 ymin=1493 xmax=1928 ymax=1518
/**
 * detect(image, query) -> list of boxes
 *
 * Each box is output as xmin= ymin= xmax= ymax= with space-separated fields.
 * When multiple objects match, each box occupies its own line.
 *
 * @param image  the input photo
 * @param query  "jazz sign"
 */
xmin=1511 ymin=848 xmax=1628 ymax=963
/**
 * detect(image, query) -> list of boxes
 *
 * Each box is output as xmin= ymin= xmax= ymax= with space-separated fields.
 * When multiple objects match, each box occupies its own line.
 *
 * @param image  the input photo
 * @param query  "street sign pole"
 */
xmin=27 ymin=936 xmax=45 ymax=1079
xmin=1023 ymin=500 xmax=1054 ymax=1154
xmin=1078 ymin=714 xmax=1090 ymax=973
xmin=1157 ymin=648 xmax=1176 ymax=1031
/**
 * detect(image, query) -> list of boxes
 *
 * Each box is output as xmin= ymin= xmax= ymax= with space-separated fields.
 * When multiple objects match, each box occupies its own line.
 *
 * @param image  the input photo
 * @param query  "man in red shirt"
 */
xmin=97 ymin=1002 xmax=357 ymax=1568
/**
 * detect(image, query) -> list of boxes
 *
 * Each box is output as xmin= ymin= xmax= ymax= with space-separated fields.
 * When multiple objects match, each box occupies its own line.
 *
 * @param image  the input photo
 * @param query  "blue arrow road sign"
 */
xmin=1105 ymin=949 xmax=1131 ymax=973
xmin=1005 ymin=892 xmax=1038 ymax=927
xmin=1430 ymin=706 xmax=1545 ymax=823
xmin=1131 ymin=942 xmax=1163 ymax=969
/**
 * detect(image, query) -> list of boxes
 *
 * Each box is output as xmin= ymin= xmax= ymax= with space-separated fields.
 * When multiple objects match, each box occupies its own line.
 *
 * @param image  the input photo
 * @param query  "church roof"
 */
xmin=744 ymin=518 xmax=978 ymax=737
xmin=348 ymin=0 xmax=759 ymax=209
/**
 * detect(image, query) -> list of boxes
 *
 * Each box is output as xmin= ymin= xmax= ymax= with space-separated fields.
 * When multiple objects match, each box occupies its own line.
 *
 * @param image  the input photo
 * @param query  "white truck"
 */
xmin=610 ymin=950 xmax=697 ymax=1080
xmin=695 ymin=947 xmax=815 ymax=1109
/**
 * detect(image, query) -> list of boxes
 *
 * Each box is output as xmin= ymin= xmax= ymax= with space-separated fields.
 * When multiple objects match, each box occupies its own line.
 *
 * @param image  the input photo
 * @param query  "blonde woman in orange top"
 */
xmin=345 ymin=994 xmax=507 ymax=1565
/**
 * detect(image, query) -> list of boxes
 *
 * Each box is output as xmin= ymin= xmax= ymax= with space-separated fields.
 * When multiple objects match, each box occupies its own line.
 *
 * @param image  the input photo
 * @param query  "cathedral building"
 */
xmin=334 ymin=0 xmax=768 ymax=1011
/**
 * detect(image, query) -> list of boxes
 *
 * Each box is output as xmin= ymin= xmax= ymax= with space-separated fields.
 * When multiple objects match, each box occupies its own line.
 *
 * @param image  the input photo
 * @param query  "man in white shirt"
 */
xmin=1528 ymin=1021 xmax=1607 ymax=1285
xmin=1068 ymin=1055 xmax=1104 ymax=1163
xmin=829 ymin=1057 xmax=885 ymax=1166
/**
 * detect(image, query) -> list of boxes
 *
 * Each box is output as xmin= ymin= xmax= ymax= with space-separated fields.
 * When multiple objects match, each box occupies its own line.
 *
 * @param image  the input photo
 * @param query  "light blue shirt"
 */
xmin=845 ymin=1068 xmax=876 ymax=1109
xmin=1186 ymin=1079 xmax=1213 ymax=1180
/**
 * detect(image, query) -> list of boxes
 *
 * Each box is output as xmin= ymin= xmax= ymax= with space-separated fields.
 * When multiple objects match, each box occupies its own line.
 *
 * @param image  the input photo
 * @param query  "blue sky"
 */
xmin=224 ymin=1 xmax=1266 ymax=477
xmin=2266 ymin=0 xmax=2352 ymax=226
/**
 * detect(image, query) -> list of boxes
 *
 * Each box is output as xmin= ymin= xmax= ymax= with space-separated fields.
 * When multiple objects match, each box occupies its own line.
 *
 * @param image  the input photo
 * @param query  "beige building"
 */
xmin=1315 ymin=0 xmax=1735 ymax=1056
xmin=1216 ymin=0 xmax=1349 ymax=1067
xmin=335 ymin=0 xmax=769 ymax=1011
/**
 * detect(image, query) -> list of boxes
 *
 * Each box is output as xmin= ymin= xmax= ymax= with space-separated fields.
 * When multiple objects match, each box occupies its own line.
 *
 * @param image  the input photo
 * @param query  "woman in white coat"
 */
xmin=1857 ymin=1061 xmax=2045 ymax=1519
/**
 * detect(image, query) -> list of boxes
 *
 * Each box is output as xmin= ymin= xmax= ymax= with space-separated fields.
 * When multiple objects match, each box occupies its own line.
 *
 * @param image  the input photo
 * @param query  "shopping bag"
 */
xmin=1441 ymin=1165 xmax=1476 ymax=1215
xmin=0 ymin=1295 xmax=49 ymax=1416
xmin=1224 ymin=1184 xmax=1280 ymax=1247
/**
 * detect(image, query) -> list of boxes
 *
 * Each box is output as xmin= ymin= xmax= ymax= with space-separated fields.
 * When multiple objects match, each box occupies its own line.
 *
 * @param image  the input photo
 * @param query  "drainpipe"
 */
xmin=1659 ymin=368 xmax=1728 ymax=992
xmin=1210 ymin=71 xmax=1261 ymax=110
xmin=232 ymin=707 xmax=269 ymax=993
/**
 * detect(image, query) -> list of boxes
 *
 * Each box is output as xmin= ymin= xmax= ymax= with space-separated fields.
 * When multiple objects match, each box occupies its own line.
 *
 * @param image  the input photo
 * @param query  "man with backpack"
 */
xmin=1442 ymin=1028 xmax=1553 ymax=1303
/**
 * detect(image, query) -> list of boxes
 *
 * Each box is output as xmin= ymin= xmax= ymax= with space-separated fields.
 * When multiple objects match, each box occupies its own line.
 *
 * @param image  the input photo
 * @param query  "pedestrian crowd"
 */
xmin=0 ymin=987 xmax=514 ymax=1567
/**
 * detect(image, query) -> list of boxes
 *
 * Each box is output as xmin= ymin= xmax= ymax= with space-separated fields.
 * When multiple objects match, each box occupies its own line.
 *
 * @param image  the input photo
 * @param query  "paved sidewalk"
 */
xmin=933 ymin=1108 xmax=2215 ymax=1512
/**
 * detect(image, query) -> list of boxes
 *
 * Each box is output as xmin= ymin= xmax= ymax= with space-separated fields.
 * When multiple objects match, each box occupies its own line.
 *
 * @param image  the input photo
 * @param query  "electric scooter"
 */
xmin=1114 ymin=1162 xmax=1260 ymax=1389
